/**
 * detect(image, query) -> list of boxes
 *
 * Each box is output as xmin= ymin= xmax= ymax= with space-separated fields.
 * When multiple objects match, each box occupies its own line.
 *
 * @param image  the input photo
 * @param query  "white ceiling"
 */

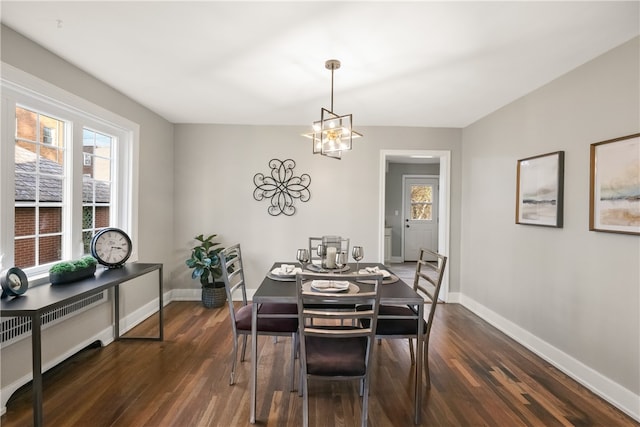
xmin=1 ymin=1 xmax=638 ymax=128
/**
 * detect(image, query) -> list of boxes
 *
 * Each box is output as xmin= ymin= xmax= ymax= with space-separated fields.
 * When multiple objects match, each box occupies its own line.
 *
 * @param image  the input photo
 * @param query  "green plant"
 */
xmin=185 ymin=234 xmax=224 ymax=288
xmin=49 ymin=256 xmax=98 ymax=273
xmin=75 ymin=255 xmax=98 ymax=268
xmin=49 ymin=262 xmax=76 ymax=274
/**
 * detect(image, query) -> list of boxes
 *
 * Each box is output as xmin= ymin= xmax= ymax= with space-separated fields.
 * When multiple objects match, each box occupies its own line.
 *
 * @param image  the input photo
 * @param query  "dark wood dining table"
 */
xmin=250 ymin=262 xmax=425 ymax=425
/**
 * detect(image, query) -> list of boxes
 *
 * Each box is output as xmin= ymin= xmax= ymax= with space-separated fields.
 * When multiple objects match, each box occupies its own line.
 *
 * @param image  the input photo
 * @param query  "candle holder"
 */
xmin=308 ymin=236 xmax=351 ymax=272
xmin=321 ymin=236 xmax=349 ymax=270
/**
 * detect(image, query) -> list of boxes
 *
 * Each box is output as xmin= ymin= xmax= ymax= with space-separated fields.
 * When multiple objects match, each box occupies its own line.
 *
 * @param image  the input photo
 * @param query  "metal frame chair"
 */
xmin=363 ymin=248 xmax=447 ymax=388
xmin=296 ymin=272 xmax=382 ymax=427
xmin=219 ymin=244 xmax=298 ymax=390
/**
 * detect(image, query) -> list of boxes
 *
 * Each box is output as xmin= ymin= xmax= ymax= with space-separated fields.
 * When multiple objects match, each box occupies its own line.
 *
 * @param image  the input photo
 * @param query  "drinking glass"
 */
xmin=316 ymin=244 xmax=326 ymax=258
xmin=316 ymin=244 xmax=326 ymax=268
xmin=296 ymin=248 xmax=309 ymax=269
xmin=352 ymin=246 xmax=364 ymax=273
xmin=335 ymin=251 xmax=348 ymax=271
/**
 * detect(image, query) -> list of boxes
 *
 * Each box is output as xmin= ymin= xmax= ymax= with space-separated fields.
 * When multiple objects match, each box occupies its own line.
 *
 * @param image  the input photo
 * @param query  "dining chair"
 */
xmin=361 ymin=248 xmax=447 ymax=389
xmin=296 ymin=272 xmax=382 ymax=427
xmin=219 ymin=244 xmax=299 ymax=390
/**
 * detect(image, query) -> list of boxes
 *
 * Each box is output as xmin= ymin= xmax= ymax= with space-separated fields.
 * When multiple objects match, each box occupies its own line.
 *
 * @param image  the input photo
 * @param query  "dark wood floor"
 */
xmin=1 ymin=300 xmax=637 ymax=427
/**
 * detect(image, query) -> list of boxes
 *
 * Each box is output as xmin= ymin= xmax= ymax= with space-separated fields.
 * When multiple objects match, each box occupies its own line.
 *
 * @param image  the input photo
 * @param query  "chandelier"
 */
xmin=302 ymin=59 xmax=362 ymax=159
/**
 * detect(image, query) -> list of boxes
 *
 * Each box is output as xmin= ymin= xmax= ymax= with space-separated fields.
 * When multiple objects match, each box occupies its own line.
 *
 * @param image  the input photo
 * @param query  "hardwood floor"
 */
xmin=1 ymin=300 xmax=637 ymax=427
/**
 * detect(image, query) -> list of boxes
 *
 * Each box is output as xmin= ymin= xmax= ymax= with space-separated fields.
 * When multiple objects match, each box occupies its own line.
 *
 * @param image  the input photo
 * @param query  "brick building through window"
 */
xmin=14 ymin=107 xmax=111 ymax=269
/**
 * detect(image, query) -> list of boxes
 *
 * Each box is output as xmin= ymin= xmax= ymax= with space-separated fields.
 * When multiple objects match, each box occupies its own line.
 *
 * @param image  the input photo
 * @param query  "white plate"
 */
xmin=310 ymin=280 xmax=350 ymax=293
xmin=271 ymin=266 xmax=302 ymax=277
xmin=358 ymin=268 xmax=391 ymax=278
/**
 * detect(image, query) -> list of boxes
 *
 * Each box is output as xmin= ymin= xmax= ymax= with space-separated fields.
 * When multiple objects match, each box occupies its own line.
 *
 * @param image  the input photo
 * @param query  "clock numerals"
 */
xmin=91 ymin=228 xmax=132 ymax=268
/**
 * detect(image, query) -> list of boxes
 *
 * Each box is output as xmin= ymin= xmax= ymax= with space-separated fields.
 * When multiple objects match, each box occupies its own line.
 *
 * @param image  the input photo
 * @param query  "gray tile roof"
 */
xmin=15 ymin=145 xmax=110 ymax=203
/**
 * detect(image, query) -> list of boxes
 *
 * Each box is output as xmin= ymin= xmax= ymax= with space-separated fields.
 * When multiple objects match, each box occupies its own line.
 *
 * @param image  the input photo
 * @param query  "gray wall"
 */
xmin=172 ymin=125 xmax=462 ymax=293
xmin=460 ymin=37 xmax=639 ymax=411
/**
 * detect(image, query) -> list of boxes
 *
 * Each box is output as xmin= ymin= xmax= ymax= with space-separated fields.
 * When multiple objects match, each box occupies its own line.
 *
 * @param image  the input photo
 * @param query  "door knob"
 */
xmin=406 ymin=224 xmax=410 ymax=228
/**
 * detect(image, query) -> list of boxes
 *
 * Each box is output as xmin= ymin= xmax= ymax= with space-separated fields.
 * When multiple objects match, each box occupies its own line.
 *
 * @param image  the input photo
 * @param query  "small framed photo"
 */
xmin=589 ymin=133 xmax=640 ymax=235
xmin=516 ymin=151 xmax=564 ymax=227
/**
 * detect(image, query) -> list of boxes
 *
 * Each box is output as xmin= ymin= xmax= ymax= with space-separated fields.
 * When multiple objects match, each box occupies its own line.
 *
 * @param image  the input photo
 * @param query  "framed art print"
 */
xmin=589 ymin=133 xmax=640 ymax=235
xmin=516 ymin=151 xmax=564 ymax=227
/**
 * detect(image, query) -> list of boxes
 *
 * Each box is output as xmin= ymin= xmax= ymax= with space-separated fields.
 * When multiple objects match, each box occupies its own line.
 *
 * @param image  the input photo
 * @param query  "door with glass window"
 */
xmin=403 ymin=177 xmax=438 ymax=261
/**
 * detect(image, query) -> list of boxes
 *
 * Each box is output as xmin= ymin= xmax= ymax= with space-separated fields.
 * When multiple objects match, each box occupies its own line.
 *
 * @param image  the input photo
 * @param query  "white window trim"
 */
xmin=0 ymin=62 xmax=139 ymax=282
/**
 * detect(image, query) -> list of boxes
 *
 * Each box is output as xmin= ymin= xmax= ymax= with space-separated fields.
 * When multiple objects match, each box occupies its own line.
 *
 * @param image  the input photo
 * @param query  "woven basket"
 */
xmin=201 ymin=285 xmax=227 ymax=308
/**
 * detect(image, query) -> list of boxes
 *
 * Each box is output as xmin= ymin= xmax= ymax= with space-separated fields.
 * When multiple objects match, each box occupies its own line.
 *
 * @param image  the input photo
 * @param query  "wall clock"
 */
xmin=1 ymin=267 xmax=28 ymax=298
xmin=90 ymin=228 xmax=132 ymax=268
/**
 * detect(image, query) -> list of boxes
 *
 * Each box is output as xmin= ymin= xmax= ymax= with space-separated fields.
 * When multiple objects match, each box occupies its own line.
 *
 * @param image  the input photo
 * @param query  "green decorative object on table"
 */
xmin=185 ymin=234 xmax=227 ymax=308
xmin=49 ymin=256 xmax=98 ymax=285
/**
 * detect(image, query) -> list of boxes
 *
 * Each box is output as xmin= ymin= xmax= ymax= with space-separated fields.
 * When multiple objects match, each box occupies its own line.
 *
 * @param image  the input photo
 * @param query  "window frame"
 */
xmin=1 ymin=63 xmax=139 ymax=285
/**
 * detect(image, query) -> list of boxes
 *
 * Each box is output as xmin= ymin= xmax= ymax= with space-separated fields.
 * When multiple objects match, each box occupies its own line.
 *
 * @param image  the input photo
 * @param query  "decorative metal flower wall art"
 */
xmin=253 ymin=159 xmax=311 ymax=216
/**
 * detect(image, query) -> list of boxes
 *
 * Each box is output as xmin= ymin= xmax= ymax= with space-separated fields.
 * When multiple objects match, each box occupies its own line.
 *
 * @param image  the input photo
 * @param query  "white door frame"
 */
xmin=379 ymin=149 xmax=451 ymax=302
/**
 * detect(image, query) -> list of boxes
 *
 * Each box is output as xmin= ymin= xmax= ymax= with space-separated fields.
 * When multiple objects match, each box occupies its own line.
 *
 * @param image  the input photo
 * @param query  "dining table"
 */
xmin=250 ymin=262 xmax=425 ymax=425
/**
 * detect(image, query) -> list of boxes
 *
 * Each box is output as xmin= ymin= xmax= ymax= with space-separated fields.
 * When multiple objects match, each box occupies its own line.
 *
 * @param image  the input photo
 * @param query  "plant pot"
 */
xmin=201 ymin=283 xmax=227 ymax=308
xmin=50 ymin=265 xmax=97 ymax=285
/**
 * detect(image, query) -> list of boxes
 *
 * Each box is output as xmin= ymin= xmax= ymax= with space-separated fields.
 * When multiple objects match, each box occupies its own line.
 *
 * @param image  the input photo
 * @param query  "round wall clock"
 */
xmin=90 ymin=228 xmax=132 ymax=268
xmin=1 ymin=267 xmax=28 ymax=298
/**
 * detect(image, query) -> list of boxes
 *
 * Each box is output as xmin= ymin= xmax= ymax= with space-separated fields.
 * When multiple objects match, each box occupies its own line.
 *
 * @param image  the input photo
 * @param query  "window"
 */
xmin=82 ymin=129 xmax=113 ymax=254
xmin=410 ymin=184 xmax=433 ymax=220
xmin=14 ymin=107 xmax=67 ymax=268
xmin=1 ymin=65 xmax=139 ymax=282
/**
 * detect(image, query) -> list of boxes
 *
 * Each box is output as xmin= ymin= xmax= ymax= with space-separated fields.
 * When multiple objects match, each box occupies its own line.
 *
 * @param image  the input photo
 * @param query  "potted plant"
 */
xmin=49 ymin=256 xmax=98 ymax=285
xmin=185 ymin=234 xmax=227 ymax=308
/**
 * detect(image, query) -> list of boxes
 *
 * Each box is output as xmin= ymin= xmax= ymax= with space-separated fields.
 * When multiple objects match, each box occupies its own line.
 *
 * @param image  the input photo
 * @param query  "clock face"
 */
xmin=91 ymin=228 xmax=132 ymax=267
xmin=8 ymin=273 xmax=22 ymax=291
xmin=1 ymin=267 xmax=28 ymax=297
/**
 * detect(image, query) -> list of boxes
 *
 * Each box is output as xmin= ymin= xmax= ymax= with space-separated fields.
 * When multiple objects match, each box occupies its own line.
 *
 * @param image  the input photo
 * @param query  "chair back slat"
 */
xmin=296 ymin=272 xmax=382 ymax=340
xmin=219 ymin=244 xmax=249 ymax=326
xmin=412 ymin=248 xmax=447 ymax=339
xmin=413 ymin=249 xmax=447 ymax=305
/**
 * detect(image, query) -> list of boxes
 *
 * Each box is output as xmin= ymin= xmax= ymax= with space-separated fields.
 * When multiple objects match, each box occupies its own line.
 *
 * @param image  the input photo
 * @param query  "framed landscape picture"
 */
xmin=589 ymin=133 xmax=640 ymax=235
xmin=516 ymin=151 xmax=564 ymax=227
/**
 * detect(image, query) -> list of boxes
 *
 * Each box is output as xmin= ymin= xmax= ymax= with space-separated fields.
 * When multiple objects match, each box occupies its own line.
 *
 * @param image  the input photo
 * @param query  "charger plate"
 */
xmin=355 ymin=274 xmax=400 ymax=285
xmin=306 ymin=264 xmax=350 ymax=273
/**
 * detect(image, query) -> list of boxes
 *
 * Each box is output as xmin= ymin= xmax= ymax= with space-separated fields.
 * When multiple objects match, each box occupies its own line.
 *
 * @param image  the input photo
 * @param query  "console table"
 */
xmin=0 ymin=262 xmax=163 ymax=427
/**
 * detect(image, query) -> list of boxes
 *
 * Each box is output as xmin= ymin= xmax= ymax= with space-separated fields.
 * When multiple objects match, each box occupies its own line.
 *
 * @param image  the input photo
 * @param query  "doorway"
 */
xmin=379 ymin=149 xmax=450 ymax=301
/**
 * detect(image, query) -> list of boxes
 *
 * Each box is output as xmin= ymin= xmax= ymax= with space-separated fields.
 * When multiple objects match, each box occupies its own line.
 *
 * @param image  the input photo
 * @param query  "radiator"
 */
xmin=0 ymin=291 xmax=106 ymax=346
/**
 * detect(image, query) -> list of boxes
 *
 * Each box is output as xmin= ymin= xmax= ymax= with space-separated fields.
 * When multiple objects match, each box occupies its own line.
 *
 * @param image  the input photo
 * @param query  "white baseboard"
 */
xmin=445 ymin=291 xmax=461 ymax=303
xmin=459 ymin=294 xmax=640 ymax=422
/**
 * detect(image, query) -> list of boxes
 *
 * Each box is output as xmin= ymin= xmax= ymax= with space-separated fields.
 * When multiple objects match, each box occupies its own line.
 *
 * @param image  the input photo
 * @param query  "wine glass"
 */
xmin=352 ymin=246 xmax=364 ymax=274
xmin=296 ymin=248 xmax=309 ymax=270
xmin=335 ymin=251 xmax=348 ymax=272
